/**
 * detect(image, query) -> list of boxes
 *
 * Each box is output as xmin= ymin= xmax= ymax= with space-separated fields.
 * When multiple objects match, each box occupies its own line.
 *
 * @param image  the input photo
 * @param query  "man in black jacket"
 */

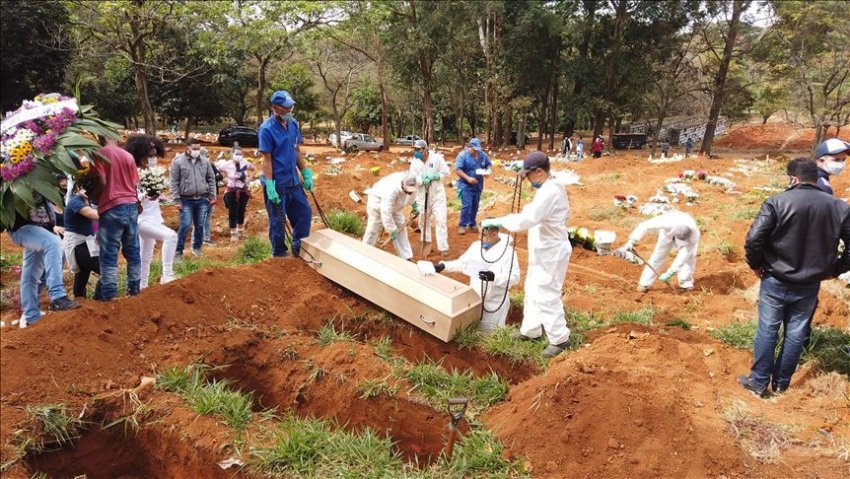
xmin=739 ymin=158 xmax=850 ymax=397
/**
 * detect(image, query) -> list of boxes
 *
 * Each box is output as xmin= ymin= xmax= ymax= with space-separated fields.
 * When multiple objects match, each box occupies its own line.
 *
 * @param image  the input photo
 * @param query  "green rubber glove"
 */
xmin=390 ymin=230 xmax=399 ymax=241
xmin=412 ymin=201 xmax=419 ymax=215
xmin=422 ymin=173 xmax=432 ymax=187
xmin=659 ymin=270 xmax=675 ymax=283
xmin=481 ymin=218 xmax=502 ymax=229
xmin=301 ymin=168 xmax=314 ymax=192
xmin=265 ymin=178 xmax=280 ymax=204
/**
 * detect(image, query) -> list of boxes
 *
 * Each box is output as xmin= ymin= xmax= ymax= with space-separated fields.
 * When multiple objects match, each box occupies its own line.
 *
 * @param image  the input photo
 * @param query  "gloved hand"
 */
xmin=478 ymin=270 xmax=495 ymax=282
xmin=434 ymin=262 xmax=446 ymax=273
xmin=301 ymin=168 xmax=314 ymax=192
xmin=481 ymin=218 xmax=502 ymax=229
xmin=412 ymin=201 xmax=419 ymax=216
xmin=264 ymin=179 xmax=280 ymax=204
xmin=508 ymin=161 xmax=523 ymax=172
xmin=659 ymin=270 xmax=675 ymax=283
xmin=613 ymin=248 xmax=629 ymax=259
xmin=390 ymin=230 xmax=399 ymax=241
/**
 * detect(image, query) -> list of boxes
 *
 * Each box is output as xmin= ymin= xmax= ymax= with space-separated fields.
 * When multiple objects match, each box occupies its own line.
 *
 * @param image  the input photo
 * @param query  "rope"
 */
xmin=308 ymin=189 xmax=330 ymax=228
xmin=275 ymin=200 xmax=320 ymax=265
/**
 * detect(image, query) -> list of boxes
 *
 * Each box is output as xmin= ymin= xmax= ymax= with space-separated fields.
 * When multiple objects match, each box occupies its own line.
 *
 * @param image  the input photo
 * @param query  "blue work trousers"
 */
xmin=263 ymin=182 xmax=312 ymax=257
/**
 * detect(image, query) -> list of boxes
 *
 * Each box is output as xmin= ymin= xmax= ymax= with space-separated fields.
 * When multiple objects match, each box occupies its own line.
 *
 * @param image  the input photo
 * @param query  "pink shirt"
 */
xmin=96 ymin=145 xmax=139 ymax=214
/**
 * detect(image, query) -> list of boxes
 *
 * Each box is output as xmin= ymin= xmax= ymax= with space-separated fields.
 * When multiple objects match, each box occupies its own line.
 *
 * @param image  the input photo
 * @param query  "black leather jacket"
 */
xmin=745 ymin=184 xmax=850 ymax=284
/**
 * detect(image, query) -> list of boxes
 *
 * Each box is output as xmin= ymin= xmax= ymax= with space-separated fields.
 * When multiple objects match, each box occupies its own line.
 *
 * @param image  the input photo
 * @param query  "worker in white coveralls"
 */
xmin=421 ymin=224 xmax=520 ymax=331
xmin=408 ymin=139 xmax=450 ymax=256
xmin=362 ymin=172 xmax=418 ymax=260
xmin=482 ymin=151 xmax=573 ymax=358
xmin=617 ymin=210 xmax=700 ymax=292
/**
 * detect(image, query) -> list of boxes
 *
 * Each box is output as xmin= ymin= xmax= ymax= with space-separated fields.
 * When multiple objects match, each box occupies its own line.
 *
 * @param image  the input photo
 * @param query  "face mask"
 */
xmin=190 ymin=150 xmax=200 ymax=159
xmin=530 ymin=181 xmax=543 ymax=189
xmin=414 ymin=150 xmax=424 ymax=160
xmin=825 ymin=161 xmax=846 ymax=176
xmin=233 ymin=154 xmax=243 ymax=161
xmin=147 ymin=156 xmax=157 ymax=168
xmin=482 ymin=241 xmax=493 ymax=250
xmin=59 ymin=188 xmax=68 ymax=197
xmin=278 ymin=113 xmax=293 ymax=122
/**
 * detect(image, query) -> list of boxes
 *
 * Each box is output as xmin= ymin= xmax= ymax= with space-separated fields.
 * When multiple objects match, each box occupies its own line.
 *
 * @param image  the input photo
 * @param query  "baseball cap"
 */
xmin=468 ymin=138 xmax=483 ymax=152
xmin=413 ymin=139 xmax=428 ymax=149
xmin=815 ymin=138 xmax=850 ymax=158
xmin=402 ymin=172 xmax=418 ymax=190
xmin=270 ymin=90 xmax=295 ymax=108
xmin=521 ymin=151 xmax=549 ymax=176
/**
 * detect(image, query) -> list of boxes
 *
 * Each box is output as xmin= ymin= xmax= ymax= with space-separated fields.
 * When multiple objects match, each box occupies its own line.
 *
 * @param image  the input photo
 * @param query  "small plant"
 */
xmin=104 ymin=390 xmax=153 ymax=436
xmin=610 ymin=307 xmax=655 ymax=326
xmin=173 ymin=257 xmax=227 ymax=277
xmin=404 ymin=361 xmax=509 ymax=415
xmin=356 ymin=379 xmax=398 ymax=399
xmin=716 ymin=240 xmax=737 ymax=260
xmin=326 ymin=210 xmax=365 ymax=237
xmin=732 ymin=205 xmax=760 ymax=220
xmin=0 ymin=252 xmax=22 ymax=271
xmin=316 ymin=320 xmax=355 ymax=346
xmin=25 ymin=404 xmax=83 ymax=452
xmin=724 ymin=401 xmax=793 ymax=462
xmin=372 ymin=336 xmax=396 ymax=362
xmin=508 ymin=290 xmax=524 ymax=309
xmin=235 ymin=236 xmax=272 ymax=264
xmin=802 ymin=327 xmax=850 ymax=376
xmin=185 ymin=379 xmax=253 ymax=430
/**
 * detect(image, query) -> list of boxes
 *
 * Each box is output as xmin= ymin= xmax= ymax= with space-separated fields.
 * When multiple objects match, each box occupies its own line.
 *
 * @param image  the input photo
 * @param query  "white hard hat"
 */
xmin=413 ymin=139 xmax=428 ymax=149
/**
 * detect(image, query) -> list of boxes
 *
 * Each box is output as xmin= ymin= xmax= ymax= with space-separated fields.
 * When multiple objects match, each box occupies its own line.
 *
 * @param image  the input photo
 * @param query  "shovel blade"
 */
xmin=419 ymin=240 xmax=432 ymax=258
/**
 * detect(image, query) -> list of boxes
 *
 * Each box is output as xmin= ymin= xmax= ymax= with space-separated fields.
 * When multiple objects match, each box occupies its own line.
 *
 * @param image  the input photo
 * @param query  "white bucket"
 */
xmin=594 ymin=230 xmax=617 ymax=256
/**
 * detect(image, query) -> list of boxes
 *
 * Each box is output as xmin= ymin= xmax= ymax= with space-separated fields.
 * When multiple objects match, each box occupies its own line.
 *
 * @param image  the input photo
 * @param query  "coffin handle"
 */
xmin=419 ymin=315 xmax=436 ymax=327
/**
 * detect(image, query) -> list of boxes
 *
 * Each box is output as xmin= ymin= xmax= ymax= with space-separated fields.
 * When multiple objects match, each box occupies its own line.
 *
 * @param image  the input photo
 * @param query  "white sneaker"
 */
xmin=160 ymin=275 xmax=177 ymax=285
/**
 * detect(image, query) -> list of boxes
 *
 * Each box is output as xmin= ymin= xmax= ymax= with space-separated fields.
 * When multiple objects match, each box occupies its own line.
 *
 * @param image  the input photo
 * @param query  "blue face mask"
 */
xmin=414 ymin=150 xmax=424 ymax=160
xmin=530 ymin=181 xmax=543 ymax=189
xmin=278 ymin=113 xmax=293 ymax=122
xmin=482 ymin=241 xmax=494 ymax=250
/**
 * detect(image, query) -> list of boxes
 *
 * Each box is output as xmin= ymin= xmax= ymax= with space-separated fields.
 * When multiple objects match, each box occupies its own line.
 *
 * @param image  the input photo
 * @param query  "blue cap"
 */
xmin=468 ymin=138 xmax=483 ymax=152
xmin=270 ymin=90 xmax=295 ymax=108
xmin=815 ymin=138 xmax=850 ymax=158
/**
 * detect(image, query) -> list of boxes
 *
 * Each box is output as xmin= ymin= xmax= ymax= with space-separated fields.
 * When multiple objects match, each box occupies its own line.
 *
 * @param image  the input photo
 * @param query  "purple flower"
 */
xmin=32 ymin=133 xmax=57 ymax=154
xmin=21 ymin=120 xmax=42 ymax=135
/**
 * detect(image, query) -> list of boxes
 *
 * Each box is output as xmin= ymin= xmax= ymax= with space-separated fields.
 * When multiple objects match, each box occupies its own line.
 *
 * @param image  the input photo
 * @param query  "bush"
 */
xmin=235 ymin=236 xmax=272 ymax=264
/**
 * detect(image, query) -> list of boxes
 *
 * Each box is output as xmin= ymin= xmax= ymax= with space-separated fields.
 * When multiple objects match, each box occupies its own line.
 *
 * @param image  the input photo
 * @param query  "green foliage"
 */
xmin=344 ymin=83 xmax=382 ymax=133
xmin=716 ymin=240 xmax=737 ymax=260
xmin=326 ymin=210 xmax=365 ymax=237
xmin=664 ymin=319 xmax=692 ymax=330
xmin=25 ymin=404 xmax=83 ymax=452
xmin=0 ymin=253 xmax=22 ymax=271
xmin=269 ymin=63 xmax=322 ymax=126
xmin=456 ymin=326 xmax=549 ymax=367
xmin=372 ymin=336 xmax=397 ymax=363
xmin=732 ymin=206 xmax=760 ymax=221
xmin=610 ymin=307 xmax=656 ymax=326
xmin=802 ymin=327 xmax=850 ymax=376
xmin=404 ymin=361 xmax=509 ymax=415
xmin=235 ymin=236 xmax=272 ymax=264
xmin=174 ymin=257 xmax=227 ymax=277
xmin=156 ymin=365 xmax=252 ymax=430
xmin=316 ymin=320 xmax=355 ymax=346
xmin=356 ymin=379 xmax=398 ymax=399
xmin=710 ymin=321 xmax=757 ymax=350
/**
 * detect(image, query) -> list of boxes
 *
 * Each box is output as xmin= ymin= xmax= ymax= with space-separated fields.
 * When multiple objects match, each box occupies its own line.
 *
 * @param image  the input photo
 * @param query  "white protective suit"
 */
xmin=409 ymin=150 xmax=450 ymax=252
xmin=363 ymin=172 xmax=416 ymax=259
xmin=629 ymin=210 xmax=700 ymax=288
xmin=443 ymin=233 xmax=521 ymax=331
xmin=494 ymin=174 xmax=572 ymax=345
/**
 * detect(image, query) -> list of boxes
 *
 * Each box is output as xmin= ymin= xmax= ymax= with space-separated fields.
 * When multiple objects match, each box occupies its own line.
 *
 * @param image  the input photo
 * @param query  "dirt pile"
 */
xmin=483 ymin=324 xmax=845 ymax=479
xmin=715 ymin=122 xmax=842 ymax=151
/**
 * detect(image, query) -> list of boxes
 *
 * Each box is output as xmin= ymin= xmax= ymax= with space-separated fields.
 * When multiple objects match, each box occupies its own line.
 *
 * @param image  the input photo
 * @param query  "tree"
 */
xmin=699 ymin=0 xmax=750 ymax=156
xmin=309 ymin=38 xmax=366 ymax=151
xmin=77 ymin=54 xmax=140 ymax=128
xmin=0 ymin=0 xmax=72 ymax=111
xmin=268 ymin=63 xmax=321 ymax=128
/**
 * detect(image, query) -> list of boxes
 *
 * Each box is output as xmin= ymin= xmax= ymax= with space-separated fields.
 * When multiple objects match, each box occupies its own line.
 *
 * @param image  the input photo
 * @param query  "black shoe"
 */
xmin=772 ymin=383 xmax=788 ymax=395
xmin=737 ymin=375 xmax=768 ymax=398
xmin=49 ymin=296 xmax=81 ymax=311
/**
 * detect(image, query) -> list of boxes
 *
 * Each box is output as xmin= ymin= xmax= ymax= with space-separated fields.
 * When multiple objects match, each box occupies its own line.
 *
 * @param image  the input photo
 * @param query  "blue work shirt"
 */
xmin=258 ymin=116 xmax=304 ymax=188
xmin=454 ymin=149 xmax=491 ymax=191
xmin=64 ymin=194 xmax=94 ymax=236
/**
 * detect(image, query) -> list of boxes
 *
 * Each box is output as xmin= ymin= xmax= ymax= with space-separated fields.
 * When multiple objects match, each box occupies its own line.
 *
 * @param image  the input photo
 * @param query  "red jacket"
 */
xmin=591 ymin=139 xmax=604 ymax=153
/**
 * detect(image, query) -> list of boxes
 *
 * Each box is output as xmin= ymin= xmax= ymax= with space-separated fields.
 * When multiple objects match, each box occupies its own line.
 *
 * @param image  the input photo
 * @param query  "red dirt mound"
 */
xmin=715 ymin=122 xmax=842 ymax=151
xmin=483 ymin=324 xmax=846 ymax=479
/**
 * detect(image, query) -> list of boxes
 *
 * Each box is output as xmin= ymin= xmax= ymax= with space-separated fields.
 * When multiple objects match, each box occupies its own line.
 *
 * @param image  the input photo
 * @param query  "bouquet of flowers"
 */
xmin=613 ymin=194 xmax=638 ymax=209
xmin=1 ymin=91 xmax=120 ymax=228
xmin=568 ymin=226 xmax=596 ymax=251
xmin=139 ymin=166 xmax=169 ymax=198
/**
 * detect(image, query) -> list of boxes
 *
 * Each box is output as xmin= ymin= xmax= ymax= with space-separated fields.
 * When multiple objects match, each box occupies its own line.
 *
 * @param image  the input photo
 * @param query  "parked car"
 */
xmin=344 ymin=133 xmax=384 ymax=152
xmin=329 ymin=130 xmax=354 ymax=147
xmin=218 ymin=126 xmax=259 ymax=147
xmin=395 ymin=134 xmax=422 ymax=146
xmin=509 ymin=131 xmax=530 ymax=146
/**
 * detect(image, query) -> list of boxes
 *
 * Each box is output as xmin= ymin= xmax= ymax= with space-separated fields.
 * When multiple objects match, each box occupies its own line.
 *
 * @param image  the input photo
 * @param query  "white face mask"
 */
xmin=147 ymin=156 xmax=157 ymax=168
xmin=825 ymin=161 xmax=845 ymax=176
xmin=233 ymin=154 xmax=243 ymax=161
xmin=190 ymin=150 xmax=200 ymax=159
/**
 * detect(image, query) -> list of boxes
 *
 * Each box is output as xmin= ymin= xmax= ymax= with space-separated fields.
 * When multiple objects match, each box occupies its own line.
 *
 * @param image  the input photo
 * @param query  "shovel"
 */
xmin=444 ymin=397 xmax=468 ymax=461
xmin=627 ymin=248 xmax=679 ymax=293
xmin=418 ymin=185 xmax=432 ymax=258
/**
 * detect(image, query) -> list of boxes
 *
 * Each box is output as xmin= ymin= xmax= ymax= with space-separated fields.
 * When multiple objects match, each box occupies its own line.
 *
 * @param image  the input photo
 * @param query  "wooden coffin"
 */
xmin=301 ymin=229 xmax=482 ymax=342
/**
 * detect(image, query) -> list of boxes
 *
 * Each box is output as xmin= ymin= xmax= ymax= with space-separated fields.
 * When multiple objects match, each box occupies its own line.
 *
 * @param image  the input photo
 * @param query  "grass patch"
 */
xmin=405 ymin=361 xmax=509 ymax=415
xmin=587 ymin=205 xmax=624 ymax=222
xmin=316 ymin=319 xmax=355 ymax=346
xmin=610 ymin=307 xmax=655 ymax=326
xmin=174 ymin=256 xmax=228 ymax=276
xmin=732 ymin=205 xmax=760 ymax=221
xmin=710 ymin=321 xmax=757 ymax=349
xmin=24 ymin=404 xmax=83 ymax=452
xmin=447 ymin=198 xmax=462 ymax=211
xmin=156 ymin=366 xmax=253 ymax=430
xmin=716 ymin=240 xmax=737 ymax=260
xmin=325 ymin=210 xmax=365 ymax=237
xmin=0 ymin=252 xmax=22 ymax=271
xmin=456 ymin=326 xmax=549 ymax=367
xmin=664 ymin=318 xmax=692 ymax=330
xmin=372 ymin=336 xmax=397 ymax=363
xmin=356 ymin=379 xmax=398 ymax=399
xmin=724 ymin=401 xmax=793 ymax=462
xmin=235 ymin=235 xmax=272 ymax=264
xmin=508 ymin=290 xmax=524 ymax=310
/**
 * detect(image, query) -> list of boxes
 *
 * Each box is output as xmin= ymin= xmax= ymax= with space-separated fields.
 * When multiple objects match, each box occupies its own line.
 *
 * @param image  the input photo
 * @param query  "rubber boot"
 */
xmin=237 ymin=226 xmax=245 ymax=240
xmin=230 ymin=228 xmax=238 ymax=243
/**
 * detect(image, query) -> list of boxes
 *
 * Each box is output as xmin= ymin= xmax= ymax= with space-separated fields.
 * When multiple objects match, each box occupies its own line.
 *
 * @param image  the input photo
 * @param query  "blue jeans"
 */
xmin=749 ymin=275 xmax=820 ymax=390
xmin=10 ymin=225 xmax=68 ymax=323
xmin=97 ymin=203 xmax=142 ymax=300
xmin=459 ymin=187 xmax=481 ymax=228
xmin=176 ymin=198 xmax=209 ymax=254
xmin=203 ymin=203 xmax=215 ymax=242
xmin=263 ymin=182 xmax=312 ymax=256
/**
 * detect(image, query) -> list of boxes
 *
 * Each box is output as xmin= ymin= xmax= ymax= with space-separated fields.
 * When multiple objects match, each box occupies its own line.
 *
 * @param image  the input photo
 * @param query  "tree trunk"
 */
xmin=184 ymin=116 xmax=194 ymax=144
xmin=517 ymin=113 xmax=527 ymax=150
xmin=502 ymin=108 xmax=512 ymax=148
xmin=549 ymin=75 xmax=558 ymax=151
xmin=378 ymin=65 xmax=390 ymax=148
xmin=700 ymin=0 xmax=746 ymax=156
xmin=255 ymin=56 xmax=269 ymax=129
xmin=130 ymin=45 xmax=155 ymax=135
xmin=592 ymin=109 xmax=605 ymax=141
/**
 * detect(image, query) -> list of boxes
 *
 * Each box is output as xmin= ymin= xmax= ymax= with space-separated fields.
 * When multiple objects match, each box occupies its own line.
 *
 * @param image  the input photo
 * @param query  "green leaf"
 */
xmin=0 ymin=188 xmax=15 ymax=229
xmin=33 ymin=178 xmax=64 ymax=207
xmin=53 ymin=147 xmax=80 ymax=173
xmin=57 ymin=132 xmax=100 ymax=150
xmin=10 ymin=181 xmax=35 ymax=218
